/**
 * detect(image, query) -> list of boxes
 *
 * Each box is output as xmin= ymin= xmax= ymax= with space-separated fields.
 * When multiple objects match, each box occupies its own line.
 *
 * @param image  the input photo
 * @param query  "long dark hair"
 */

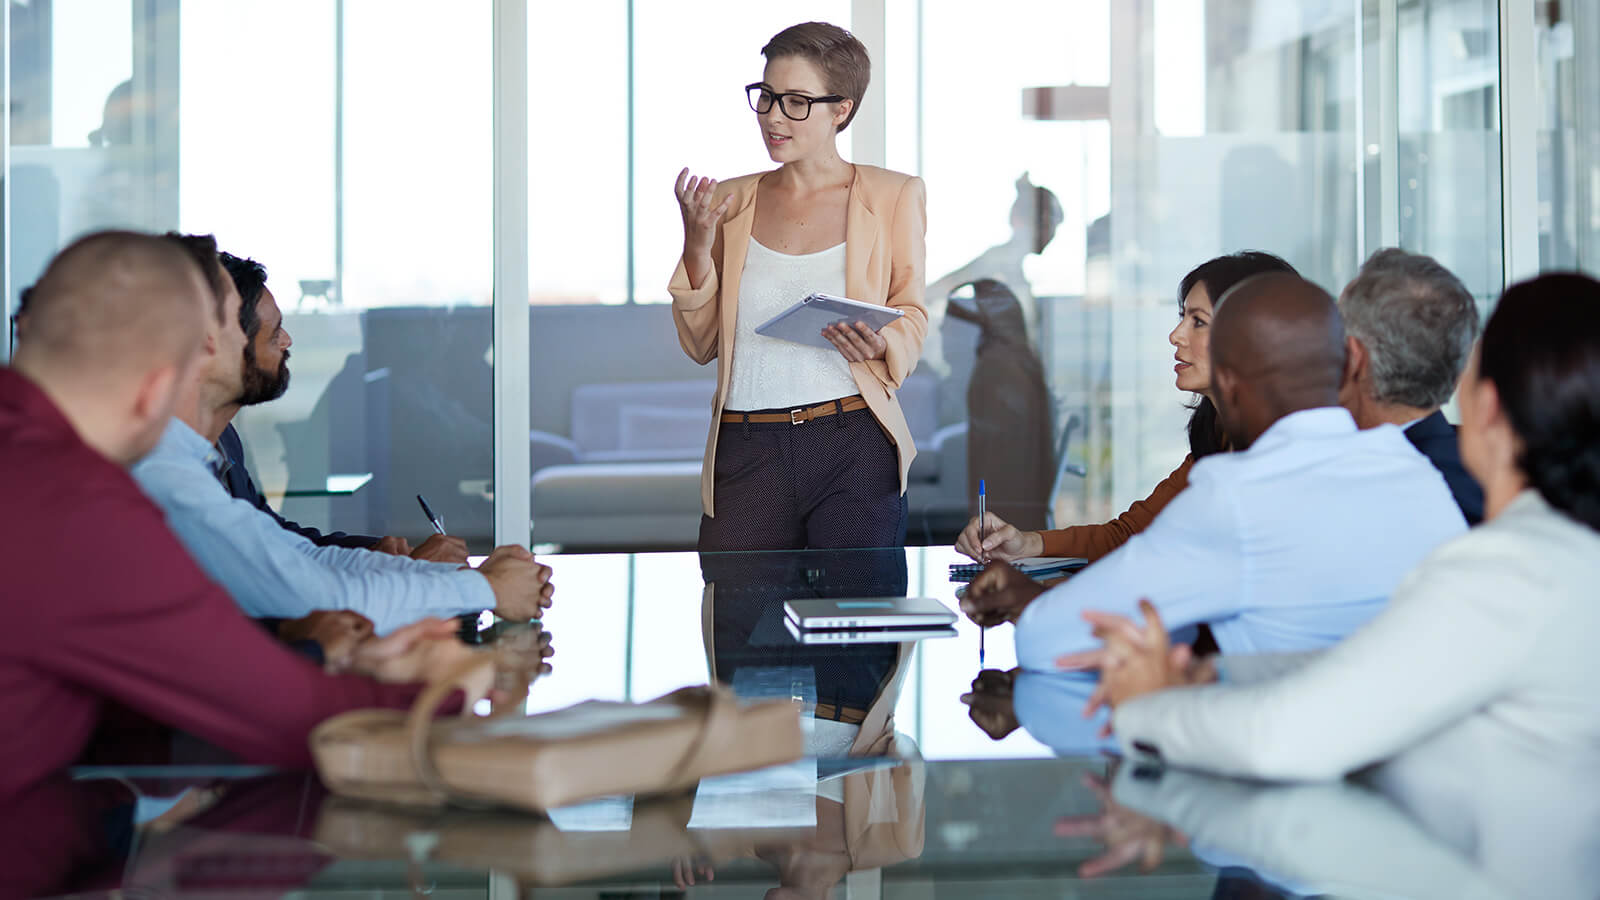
xmin=1178 ymin=251 xmax=1299 ymax=458
xmin=1478 ymin=273 xmax=1600 ymax=531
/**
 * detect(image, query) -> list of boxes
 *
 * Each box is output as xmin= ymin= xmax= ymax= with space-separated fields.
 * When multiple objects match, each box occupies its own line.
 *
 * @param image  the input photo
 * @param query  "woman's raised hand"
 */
xmin=675 ymin=168 xmax=731 ymax=260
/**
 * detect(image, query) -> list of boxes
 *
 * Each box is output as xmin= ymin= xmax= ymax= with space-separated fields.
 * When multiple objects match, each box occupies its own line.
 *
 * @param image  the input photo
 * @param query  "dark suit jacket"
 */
xmin=216 ymin=423 xmax=379 ymax=549
xmin=1404 ymin=411 xmax=1485 ymax=526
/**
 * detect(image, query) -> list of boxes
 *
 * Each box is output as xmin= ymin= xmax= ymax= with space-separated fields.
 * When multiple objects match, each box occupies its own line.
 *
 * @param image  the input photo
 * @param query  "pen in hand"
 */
xmin=416 ymin=493 xmax=446 ymax=536
xmin=978 ymin=479 xmax=986 ymax=667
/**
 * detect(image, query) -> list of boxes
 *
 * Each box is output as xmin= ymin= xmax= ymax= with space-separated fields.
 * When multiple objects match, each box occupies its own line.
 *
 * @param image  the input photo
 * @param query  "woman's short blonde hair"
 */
xmin=761 ymin=22 xmax=870 ymax=133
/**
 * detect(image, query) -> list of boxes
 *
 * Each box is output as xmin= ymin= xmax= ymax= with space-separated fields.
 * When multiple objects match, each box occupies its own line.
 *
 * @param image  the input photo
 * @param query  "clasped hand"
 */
xmin=1055 ymin=769 xmax=1189 ymax=878
xmin=346 ymin=617 xmax=555 ymax=711
xmin=960 ymin=667 xmax=1022 ymax=740
xmin=1055 ymin=600 xmax=1215 ymax=735
xmin=479 ymin=544 xmax=556 ymax=621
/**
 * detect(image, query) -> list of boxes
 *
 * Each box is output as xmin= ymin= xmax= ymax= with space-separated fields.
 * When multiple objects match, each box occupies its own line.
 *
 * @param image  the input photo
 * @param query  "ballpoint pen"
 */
xmin=416 ymin=493 xmax=446 ymax=535
xmin=418 ymin=493 xmax=486 ymax=639
xmin=978 ymin=478 xmax=986 ymax=667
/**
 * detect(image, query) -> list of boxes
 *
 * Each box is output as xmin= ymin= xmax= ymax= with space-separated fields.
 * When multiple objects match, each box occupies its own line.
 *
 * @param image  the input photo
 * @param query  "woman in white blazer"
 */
xmin=1062 ymin=273 xmax=1600 ymax=797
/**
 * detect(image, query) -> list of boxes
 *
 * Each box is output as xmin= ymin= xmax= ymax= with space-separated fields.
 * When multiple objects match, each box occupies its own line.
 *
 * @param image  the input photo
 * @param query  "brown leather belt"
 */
xmin=721 ymin=395 xmax=869 ymax=425
xmin=813 ymin=702 xmax=869 ymax=725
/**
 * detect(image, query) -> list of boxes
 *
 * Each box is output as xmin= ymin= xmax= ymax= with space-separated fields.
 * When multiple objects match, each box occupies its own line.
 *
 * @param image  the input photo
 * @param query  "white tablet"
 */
xmin=754 ymin=292 xmax=905 ymax=349
xmin=782 ymin=596 xmax=956 ymax=630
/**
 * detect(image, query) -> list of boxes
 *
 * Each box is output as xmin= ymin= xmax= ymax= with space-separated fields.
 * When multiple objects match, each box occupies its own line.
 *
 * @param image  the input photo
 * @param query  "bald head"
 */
xmin=16 ymin=230 xmax=210 ymax=381
xmin=1209 ymin=273 xmax=1349 ymax=448
xmin=11 ymin=231 xmax=211 ymax=466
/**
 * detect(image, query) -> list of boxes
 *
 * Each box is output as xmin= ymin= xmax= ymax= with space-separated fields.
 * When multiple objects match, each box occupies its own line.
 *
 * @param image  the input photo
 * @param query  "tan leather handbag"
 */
xmin=310 ymin=655 xmax=806 ymax=814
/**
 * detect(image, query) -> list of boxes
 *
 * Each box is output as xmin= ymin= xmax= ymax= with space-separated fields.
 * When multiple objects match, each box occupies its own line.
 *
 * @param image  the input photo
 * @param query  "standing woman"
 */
xmin=670 ymin=22 xmax=928 ymax=552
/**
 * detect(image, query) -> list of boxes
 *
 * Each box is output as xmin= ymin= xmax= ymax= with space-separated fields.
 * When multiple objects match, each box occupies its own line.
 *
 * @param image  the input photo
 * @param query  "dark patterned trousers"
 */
xmin=698 ymin=407 xmax=909 ymax=552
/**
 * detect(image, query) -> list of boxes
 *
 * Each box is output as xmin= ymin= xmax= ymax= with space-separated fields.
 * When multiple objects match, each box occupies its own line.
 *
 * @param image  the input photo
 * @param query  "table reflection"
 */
xmin=19 ymin=548 xmax=1596 ymax=896
xmin=701 ymin=547 xmax=913 ymax=758
xmin=1109 ymin=768 xmax=1515 ymax=899
xmin=1007 ymin=666 xmax=1600 ymax=900
xmin=7 ymin=758 xmax=929 ymax=897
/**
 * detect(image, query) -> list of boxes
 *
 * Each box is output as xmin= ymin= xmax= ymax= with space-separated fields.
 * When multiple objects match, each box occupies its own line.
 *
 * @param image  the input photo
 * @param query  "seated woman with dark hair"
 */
xmin=1072 ymin=273 xmax=1600 ymax=793
xmin=955 ymin=251 xmax=1297 ymax=563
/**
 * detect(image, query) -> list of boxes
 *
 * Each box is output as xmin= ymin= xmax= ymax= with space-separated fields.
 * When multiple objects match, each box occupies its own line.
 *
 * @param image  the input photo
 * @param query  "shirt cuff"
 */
xmin=451 ymin=568 xmax=496 ymax=614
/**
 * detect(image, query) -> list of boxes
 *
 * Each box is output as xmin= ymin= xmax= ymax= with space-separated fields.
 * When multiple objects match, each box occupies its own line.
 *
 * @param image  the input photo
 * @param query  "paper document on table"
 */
xmin=687 ymin=756 xmax=819 ymax=830
xmin=754 ymin=292 xmax=905 ymax=349
xmin=546 ymin=795 xmax=635 ymax=832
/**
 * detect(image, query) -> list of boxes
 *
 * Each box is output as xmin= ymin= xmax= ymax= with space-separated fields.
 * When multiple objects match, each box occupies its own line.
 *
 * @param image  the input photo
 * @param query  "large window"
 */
xmin=7 ymin=0 xmax=497 ymax=547
xmin=1537 ymin=0 xmax=1600 ymax=273
xmin=1393 ymin=0 xmax=1504 ymax=299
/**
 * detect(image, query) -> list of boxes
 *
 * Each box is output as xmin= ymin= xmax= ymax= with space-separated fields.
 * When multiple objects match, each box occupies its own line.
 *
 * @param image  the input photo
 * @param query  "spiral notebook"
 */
xmin=949 ymin=557 xmax=1089 ymax=583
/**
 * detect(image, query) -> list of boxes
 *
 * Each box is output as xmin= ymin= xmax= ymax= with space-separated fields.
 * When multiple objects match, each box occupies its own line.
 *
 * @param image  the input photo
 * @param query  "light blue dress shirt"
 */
xmin=132 ymin=418 xmax=494 ymax=635
xmin=1014 ymin=407 xmax=1468 ymax=670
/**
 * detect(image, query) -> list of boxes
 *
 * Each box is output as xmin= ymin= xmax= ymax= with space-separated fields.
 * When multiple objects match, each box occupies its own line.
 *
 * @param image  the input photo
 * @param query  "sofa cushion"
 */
xmin=532 ymin=460 xmax=704 ymax=515
xmin=617 ymin=405 xmax=708 ymax=457
xmin=570 ymin=380 xmax=716 ymax=455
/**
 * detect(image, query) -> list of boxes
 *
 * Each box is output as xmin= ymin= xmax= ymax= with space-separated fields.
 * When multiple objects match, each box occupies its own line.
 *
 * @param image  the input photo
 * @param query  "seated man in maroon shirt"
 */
xmin=0 ymin=231 xmax=527 ymax=799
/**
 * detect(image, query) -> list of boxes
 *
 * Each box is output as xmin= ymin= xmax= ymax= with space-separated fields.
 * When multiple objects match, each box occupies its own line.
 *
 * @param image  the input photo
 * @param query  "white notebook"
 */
xmin=754 ymin=292 xmax=905 ymax=349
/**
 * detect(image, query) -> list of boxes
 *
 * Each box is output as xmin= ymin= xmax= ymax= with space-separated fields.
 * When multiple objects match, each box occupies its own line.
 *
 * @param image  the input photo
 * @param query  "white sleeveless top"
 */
xmin=724 ymin=237 xmax=860 ymax=411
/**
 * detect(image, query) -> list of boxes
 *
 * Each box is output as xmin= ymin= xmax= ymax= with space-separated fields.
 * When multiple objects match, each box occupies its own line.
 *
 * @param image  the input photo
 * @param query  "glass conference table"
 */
xmin=23 ymin=547 xmax=1595 ymax=898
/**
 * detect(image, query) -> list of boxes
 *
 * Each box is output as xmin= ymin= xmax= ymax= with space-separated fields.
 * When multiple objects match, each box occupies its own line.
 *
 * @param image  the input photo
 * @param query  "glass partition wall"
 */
xmin=1538 ymin=0 xmax=1600 ymax=272
xmin=5 ymin=0 xmax=497 ymax=548
xmin=3 ymin=1 xmax=1563 ymax=555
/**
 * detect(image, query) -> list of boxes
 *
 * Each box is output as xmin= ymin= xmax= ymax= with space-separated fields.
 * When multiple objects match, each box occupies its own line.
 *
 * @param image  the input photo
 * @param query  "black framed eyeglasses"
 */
xmin=745 ymin=83 xmax=845 ymax=121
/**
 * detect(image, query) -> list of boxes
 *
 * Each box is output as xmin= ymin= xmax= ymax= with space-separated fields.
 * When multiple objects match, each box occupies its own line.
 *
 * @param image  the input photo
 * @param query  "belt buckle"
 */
xmin=789 ymin=408 xmax=805 ymax=425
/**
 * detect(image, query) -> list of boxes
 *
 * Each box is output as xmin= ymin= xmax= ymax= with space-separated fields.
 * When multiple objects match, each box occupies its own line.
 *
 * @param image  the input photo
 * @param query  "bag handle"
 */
xmin=404 ymin=652 xmax=499 ymax=805
xmin=661 ymin=685 xmax=745 ymax=789
xmin=407 ymin=663 xmax=745 ymax=808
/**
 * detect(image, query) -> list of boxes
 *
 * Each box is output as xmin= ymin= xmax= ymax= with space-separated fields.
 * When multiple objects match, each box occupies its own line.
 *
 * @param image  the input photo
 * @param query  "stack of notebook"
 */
xmin=782 ymin=597 xmax=958 ymax=644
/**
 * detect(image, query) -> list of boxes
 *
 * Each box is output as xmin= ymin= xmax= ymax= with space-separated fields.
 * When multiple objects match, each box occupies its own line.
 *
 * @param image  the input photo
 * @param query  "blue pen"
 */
xmin=978 ymin=478 xmax=986 ymax=667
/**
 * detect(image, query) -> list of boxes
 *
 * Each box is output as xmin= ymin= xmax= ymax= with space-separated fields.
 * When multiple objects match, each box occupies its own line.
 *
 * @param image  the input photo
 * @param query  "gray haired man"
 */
xmin=1338 ymin=248 xmax=1485 ymax=524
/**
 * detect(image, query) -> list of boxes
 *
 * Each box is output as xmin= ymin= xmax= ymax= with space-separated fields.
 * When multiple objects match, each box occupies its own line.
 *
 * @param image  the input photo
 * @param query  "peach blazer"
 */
xmin=669 ymin=164 xmax=929 ymax=518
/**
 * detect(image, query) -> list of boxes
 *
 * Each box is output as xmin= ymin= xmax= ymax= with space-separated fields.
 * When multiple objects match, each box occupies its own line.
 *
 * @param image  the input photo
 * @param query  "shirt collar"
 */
xmin=155 ymin=417 xmax=228 ymax=476
xmin=1505 ymin=487 xmax=1552 ymax=518
xmin=1247 ymin=406 xmax=1358 ymax=454
xmin=210 ymin=441 xmax=235 ymax=482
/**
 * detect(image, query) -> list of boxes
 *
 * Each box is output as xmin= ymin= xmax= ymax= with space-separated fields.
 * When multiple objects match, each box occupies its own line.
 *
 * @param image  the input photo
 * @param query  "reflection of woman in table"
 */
xmin=688 ymin=547 xmax=925 ymax=895
xmin=699 ymin=547 xmax=909 ymax=751
xmin=669 ymin=22 xmax=927 ymax=552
